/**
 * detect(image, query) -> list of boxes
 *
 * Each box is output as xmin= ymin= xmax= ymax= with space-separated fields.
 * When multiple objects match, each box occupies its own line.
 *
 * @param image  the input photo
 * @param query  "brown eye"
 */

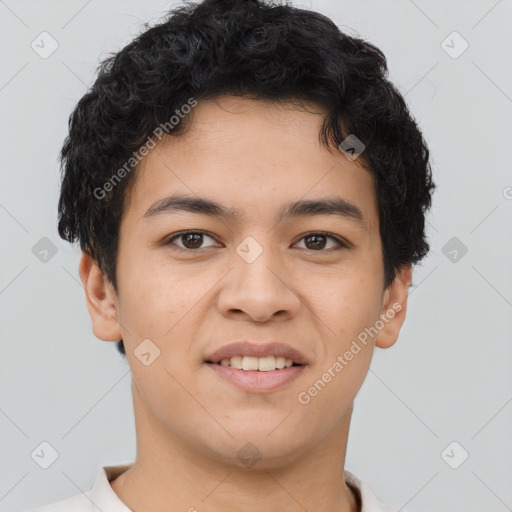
xmin=295 ymin=232 xmax=347 ymax=251
xmin=167 ymin=231 xmax=218 ymax=250
xmin=305 ymin=234 xmax=327 ymax=250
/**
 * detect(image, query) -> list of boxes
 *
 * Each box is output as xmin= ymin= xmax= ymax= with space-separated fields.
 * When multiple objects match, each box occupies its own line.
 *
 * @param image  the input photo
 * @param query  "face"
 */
xmin=81 ymin=95 xmax=411 ymax=468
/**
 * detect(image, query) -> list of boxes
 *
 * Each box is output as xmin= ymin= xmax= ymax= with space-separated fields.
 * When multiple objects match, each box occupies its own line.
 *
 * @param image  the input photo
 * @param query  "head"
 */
xmin=58 ymin=0 xmax=434 ymax=466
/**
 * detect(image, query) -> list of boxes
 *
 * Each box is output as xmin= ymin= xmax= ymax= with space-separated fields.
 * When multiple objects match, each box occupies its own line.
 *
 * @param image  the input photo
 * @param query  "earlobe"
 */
xmin=78 ymin=252 xmax=122 ymax=342
xmin=374 ymin=264 xmax=412 ymax=349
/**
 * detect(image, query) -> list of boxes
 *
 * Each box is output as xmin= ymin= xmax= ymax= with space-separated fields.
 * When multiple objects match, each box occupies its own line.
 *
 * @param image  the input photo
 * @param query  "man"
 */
xmin=27 ymin=0 xmax=435 ymax=510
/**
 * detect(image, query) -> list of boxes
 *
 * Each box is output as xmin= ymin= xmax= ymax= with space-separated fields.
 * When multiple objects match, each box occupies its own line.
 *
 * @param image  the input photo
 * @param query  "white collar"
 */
xmin=87 ymin=464 xmax=133 ymax=512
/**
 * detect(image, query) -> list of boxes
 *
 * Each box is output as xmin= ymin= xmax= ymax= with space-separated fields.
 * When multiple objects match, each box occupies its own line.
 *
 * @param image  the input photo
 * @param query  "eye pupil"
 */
xmin=305 ymin=234 xmax=326 ymax=250
xmin=183 ymin=233 xmax=203 ymax=249
xmin=169 ymin=231 xmax=344 ymax=252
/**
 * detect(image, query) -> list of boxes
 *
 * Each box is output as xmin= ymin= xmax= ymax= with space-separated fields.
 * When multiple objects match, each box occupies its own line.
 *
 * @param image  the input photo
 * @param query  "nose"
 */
xmin=216 ymin=239 xmax=301 ymax=323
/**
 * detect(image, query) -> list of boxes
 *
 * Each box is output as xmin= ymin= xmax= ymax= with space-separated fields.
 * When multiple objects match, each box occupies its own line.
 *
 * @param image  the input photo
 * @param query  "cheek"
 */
xmin=307 ymin=269 xmax=383 ymax=344
xmin=116 ymin=253 xmax=219 ymax=363
xmin=296 ymin=277 xmax=381 ymax=429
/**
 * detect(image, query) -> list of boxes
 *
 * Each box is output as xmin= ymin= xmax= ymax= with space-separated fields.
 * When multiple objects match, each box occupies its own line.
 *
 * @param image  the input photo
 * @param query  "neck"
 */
xmin=110 ymin=380 xmax=360 ymax=512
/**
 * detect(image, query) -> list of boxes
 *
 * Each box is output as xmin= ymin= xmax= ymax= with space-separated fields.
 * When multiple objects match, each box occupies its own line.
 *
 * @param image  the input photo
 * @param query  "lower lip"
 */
xmin=206 ymin=363 xmax=306 ymax=393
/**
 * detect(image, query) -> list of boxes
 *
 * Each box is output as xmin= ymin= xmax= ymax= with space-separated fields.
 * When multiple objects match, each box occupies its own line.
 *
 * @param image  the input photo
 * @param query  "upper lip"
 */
xmin=206 ymin=341 xmax=308 ymax=365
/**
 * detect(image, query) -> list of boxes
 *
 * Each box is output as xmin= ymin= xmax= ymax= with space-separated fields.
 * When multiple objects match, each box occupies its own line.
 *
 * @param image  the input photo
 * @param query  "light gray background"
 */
xmin=1 ymin=0 xmax=511 ymax=511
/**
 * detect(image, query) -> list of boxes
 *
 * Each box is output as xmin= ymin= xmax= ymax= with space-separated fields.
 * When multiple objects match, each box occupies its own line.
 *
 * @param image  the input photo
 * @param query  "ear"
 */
xmin=374 ymin=264 xmax=413 ymax=349
xmin=78 ymin=252 xmax=122 ymax=342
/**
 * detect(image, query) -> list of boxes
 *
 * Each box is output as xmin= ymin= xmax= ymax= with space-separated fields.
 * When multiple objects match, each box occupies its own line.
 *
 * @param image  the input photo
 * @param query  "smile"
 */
xmin=206 ymin=360 xmax=305 ymax=393
xmin=212 ymin=355 xmax=301 ymax=371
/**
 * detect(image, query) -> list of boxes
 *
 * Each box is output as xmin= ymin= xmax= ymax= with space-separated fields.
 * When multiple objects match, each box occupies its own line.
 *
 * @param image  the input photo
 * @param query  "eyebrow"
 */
xmin=142 ymin=194 xmax=366 ymax=227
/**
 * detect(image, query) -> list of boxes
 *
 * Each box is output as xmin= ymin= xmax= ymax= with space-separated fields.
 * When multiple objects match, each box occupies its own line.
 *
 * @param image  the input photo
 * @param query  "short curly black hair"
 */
xmin=58 ymin=0 xmax=435 ymax=357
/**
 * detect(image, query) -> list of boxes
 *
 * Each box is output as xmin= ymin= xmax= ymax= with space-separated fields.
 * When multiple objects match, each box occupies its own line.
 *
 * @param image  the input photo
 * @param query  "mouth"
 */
xmin=205 ymin=341 xmax=309 ymax=366
xmin=205 ymin=355 xmax=304 ymax=371
xmin=204 ymin=342 xmax=308 ymax=393
xmin=205 ymin=361 xmax=306 ymax=393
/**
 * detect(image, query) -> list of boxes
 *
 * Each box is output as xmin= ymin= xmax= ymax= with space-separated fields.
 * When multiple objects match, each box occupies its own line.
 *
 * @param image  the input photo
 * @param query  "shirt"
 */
xmin=22 ymin=463 xmax=402 ymax=512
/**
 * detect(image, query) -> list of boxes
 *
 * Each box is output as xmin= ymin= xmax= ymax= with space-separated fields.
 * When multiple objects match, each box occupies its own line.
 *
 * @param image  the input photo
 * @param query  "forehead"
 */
xmin=123 ymin=96 xmax=379 ymax=232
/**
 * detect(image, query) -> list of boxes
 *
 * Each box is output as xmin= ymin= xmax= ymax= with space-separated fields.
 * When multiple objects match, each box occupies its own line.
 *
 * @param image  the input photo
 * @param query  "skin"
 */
xmin=79 ymin=95 xmax=412 ymax=512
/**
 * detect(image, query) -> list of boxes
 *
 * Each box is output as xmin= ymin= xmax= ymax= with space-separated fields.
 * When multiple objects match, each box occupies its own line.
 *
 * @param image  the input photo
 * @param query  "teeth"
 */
xmin=217 ymin=356 xmax=295 ymax=371
xmin=229 ymin=355 xmax=243 ymax=369
xmin=242 ymin=356 xmax=259 ymax=371
xmin=258 ymin=356 xmax=275 ymax=371
xmin=275 ymin=357 xmax=286 ymax=369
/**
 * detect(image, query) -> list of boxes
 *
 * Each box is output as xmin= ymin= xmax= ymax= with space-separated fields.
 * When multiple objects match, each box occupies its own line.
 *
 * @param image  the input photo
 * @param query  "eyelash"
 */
xmin=165 ymin=230 xmax=350 ymax=252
